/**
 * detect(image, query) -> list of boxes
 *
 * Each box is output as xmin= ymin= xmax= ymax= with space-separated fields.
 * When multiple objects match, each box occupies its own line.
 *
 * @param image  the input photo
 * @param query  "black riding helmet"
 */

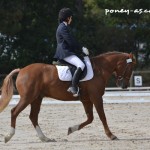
xmin=58 ymin=8 xmax=73 ymax=23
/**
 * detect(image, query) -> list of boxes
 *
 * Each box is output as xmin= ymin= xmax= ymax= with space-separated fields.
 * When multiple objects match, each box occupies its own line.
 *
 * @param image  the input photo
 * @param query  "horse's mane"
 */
xmin=90 ymin=51 xmax=130 ymax=72
xmin=92 ymin=51 xmax=127 ymax=59
xmin=102 ymin=51 xmax=124 ymax=55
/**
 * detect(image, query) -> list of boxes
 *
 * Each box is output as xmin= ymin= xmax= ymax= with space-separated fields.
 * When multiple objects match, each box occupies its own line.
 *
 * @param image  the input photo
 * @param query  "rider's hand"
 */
xmin=82 ymin=47 xmax=89 ymax=55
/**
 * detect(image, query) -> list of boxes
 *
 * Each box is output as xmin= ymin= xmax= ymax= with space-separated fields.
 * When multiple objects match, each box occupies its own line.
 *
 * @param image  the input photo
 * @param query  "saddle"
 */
xmin=53 ymin=56 xmax=94 ymax=82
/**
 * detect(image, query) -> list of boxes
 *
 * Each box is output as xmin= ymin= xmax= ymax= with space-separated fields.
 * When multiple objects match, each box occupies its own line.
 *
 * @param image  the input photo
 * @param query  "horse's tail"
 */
xmin=0 ymin=68 xmax=20 ymax=113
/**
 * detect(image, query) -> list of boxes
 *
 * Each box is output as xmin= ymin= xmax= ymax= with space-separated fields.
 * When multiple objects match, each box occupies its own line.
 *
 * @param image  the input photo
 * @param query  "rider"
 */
xmin=54 ymin=7 xmax=89 ymax=97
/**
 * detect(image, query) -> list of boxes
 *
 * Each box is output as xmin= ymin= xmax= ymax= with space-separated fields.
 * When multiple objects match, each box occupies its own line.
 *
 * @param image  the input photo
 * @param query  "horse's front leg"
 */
xmin=68 ymin=100 xmax=93 ymax=135
xmin=92 ymin=95 xmax=118 ymax=140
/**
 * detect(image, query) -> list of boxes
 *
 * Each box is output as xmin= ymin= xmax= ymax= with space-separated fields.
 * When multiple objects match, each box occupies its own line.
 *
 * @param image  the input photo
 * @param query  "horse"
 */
xmin=0 ymin=52 xmax=135 ymax=143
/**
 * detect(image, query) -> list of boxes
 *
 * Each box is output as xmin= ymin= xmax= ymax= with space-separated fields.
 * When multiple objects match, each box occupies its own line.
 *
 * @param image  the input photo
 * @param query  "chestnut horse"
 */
xmin=0 ymin=52 xmax=135 ymax=143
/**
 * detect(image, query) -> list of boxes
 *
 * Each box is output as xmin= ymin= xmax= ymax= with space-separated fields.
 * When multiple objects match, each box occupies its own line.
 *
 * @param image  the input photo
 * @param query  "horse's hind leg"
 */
xmin=29 ymin=98 xmax=55 ymax=142
xmin=5 ymin=99 xmax=29 ymax=143
xmin=68 ymin=100 xmax=94 ymax=135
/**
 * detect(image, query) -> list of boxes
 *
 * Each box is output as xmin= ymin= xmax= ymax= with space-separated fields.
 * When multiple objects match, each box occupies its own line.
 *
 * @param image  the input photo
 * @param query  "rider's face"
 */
xmin=68 ymin=16 xmax=72 ymax=25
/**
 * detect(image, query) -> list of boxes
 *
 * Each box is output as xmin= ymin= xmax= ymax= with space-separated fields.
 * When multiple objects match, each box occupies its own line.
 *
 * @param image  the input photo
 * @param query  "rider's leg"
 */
xmin=63 ymin=55 xmax=85 ymax=97
xmin=67 ymin=67 xmax=82 ymax=96
xmin=64 ymin=55 xmax=85 ymax=71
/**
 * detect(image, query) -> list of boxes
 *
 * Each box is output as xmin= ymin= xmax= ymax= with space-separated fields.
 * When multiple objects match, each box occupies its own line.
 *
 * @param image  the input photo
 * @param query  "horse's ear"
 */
xmin=129 ymin=53 xmax=133 ymax=59
xmin=129 ymin=52 xmax=136 ymax=64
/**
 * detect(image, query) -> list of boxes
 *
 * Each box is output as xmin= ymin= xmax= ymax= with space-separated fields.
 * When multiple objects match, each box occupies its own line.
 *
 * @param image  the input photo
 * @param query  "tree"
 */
xmin=0 ymin=0 xmax=149 ymax=73
xmin=0 ymin=0 xmax=86 ymax=73
xmin=83 ymin=0 xmax=150 ymax=66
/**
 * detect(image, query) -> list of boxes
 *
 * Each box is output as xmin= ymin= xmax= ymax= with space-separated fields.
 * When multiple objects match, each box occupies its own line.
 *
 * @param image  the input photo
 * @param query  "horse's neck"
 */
xmin=91 ymin=54 xmax=120 ymax=80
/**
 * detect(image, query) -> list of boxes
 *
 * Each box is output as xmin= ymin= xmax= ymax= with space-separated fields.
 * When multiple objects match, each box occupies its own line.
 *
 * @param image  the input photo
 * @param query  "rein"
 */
xmin=116 ymin=58 xmax=134 ymax=85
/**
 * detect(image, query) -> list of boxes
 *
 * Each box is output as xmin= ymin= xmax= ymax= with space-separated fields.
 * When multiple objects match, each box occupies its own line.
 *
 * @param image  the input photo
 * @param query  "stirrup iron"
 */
xmin=67 ymin=87 xmax=80 ymax=97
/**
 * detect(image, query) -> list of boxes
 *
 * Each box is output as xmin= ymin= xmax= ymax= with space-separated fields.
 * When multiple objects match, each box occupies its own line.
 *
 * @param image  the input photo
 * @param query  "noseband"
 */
xmin=116 ymin=58 xmax=133 ymax=84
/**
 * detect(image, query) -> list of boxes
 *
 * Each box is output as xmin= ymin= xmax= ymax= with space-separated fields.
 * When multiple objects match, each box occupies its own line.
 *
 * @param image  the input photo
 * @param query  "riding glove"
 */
xmin=82 ymin=47 xmax=89 ymax=56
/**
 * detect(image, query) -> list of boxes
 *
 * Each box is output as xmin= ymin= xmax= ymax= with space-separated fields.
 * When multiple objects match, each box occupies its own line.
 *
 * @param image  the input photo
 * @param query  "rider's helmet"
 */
xmin=58 ymin=8 xmax=73 ymax=23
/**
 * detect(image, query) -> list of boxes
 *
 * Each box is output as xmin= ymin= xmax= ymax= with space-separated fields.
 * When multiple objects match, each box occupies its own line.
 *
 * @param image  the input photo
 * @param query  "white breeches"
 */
xmin=63 ymin=55 xmax=85 ymax=71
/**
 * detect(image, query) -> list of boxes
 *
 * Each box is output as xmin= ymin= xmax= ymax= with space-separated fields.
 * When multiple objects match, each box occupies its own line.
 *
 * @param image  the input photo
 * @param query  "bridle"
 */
xmin=116 ymin=58 xmax=135 ymax=86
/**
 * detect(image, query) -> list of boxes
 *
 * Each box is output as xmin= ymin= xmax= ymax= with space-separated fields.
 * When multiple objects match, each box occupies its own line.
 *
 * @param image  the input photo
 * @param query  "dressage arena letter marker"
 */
xmin=134 ymin=76 xmax=142 ymax=86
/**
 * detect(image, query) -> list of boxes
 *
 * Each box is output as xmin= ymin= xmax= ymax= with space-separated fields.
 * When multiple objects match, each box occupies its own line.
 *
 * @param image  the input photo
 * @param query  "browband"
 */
xmin=126 ymin=58 xmax=132 ymax=63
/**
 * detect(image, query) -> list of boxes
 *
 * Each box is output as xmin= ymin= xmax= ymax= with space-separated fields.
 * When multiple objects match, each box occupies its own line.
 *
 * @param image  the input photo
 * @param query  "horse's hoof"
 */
xmin=5 ymin=137 xmax=9 ymax=143
xmin=4 ymin=136 xmax=11 ymax=143
xmin=68 ymin=125 xmax=79 ymax=135
xmin=48 ymin=139 xmax=56 ymax=142
xmin=110 ymin=135 xmax=119 ymax=140
xmin=4 ymin=133 xmax=14 ymax=143
xmin=68 ymin=127 xmax=72 ymax=135
xmin=4 ymin=128 xmax=15 ymax=143
xmin=39 ymin=136 xmax=56 ymax=142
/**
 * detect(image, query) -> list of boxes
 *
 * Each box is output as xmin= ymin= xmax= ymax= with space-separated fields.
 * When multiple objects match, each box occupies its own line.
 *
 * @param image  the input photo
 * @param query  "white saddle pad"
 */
xmin=56 ymin=56 xmax=94 ymax=82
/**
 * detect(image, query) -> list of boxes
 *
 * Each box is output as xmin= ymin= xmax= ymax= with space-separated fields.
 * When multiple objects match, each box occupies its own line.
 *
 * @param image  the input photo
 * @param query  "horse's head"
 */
xmin=114 ymin=53 xmax=136 ymax=89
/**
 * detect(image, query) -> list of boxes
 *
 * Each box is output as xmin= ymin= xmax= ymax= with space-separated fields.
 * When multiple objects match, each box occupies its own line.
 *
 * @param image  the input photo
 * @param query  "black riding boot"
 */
xmin=67 ymin=67 xmax=82 ymax=97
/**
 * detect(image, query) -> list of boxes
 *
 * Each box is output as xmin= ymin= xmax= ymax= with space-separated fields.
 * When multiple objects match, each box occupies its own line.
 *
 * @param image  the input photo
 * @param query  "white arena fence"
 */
xmin=3 ymin=87 xmax=150 ymax=105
